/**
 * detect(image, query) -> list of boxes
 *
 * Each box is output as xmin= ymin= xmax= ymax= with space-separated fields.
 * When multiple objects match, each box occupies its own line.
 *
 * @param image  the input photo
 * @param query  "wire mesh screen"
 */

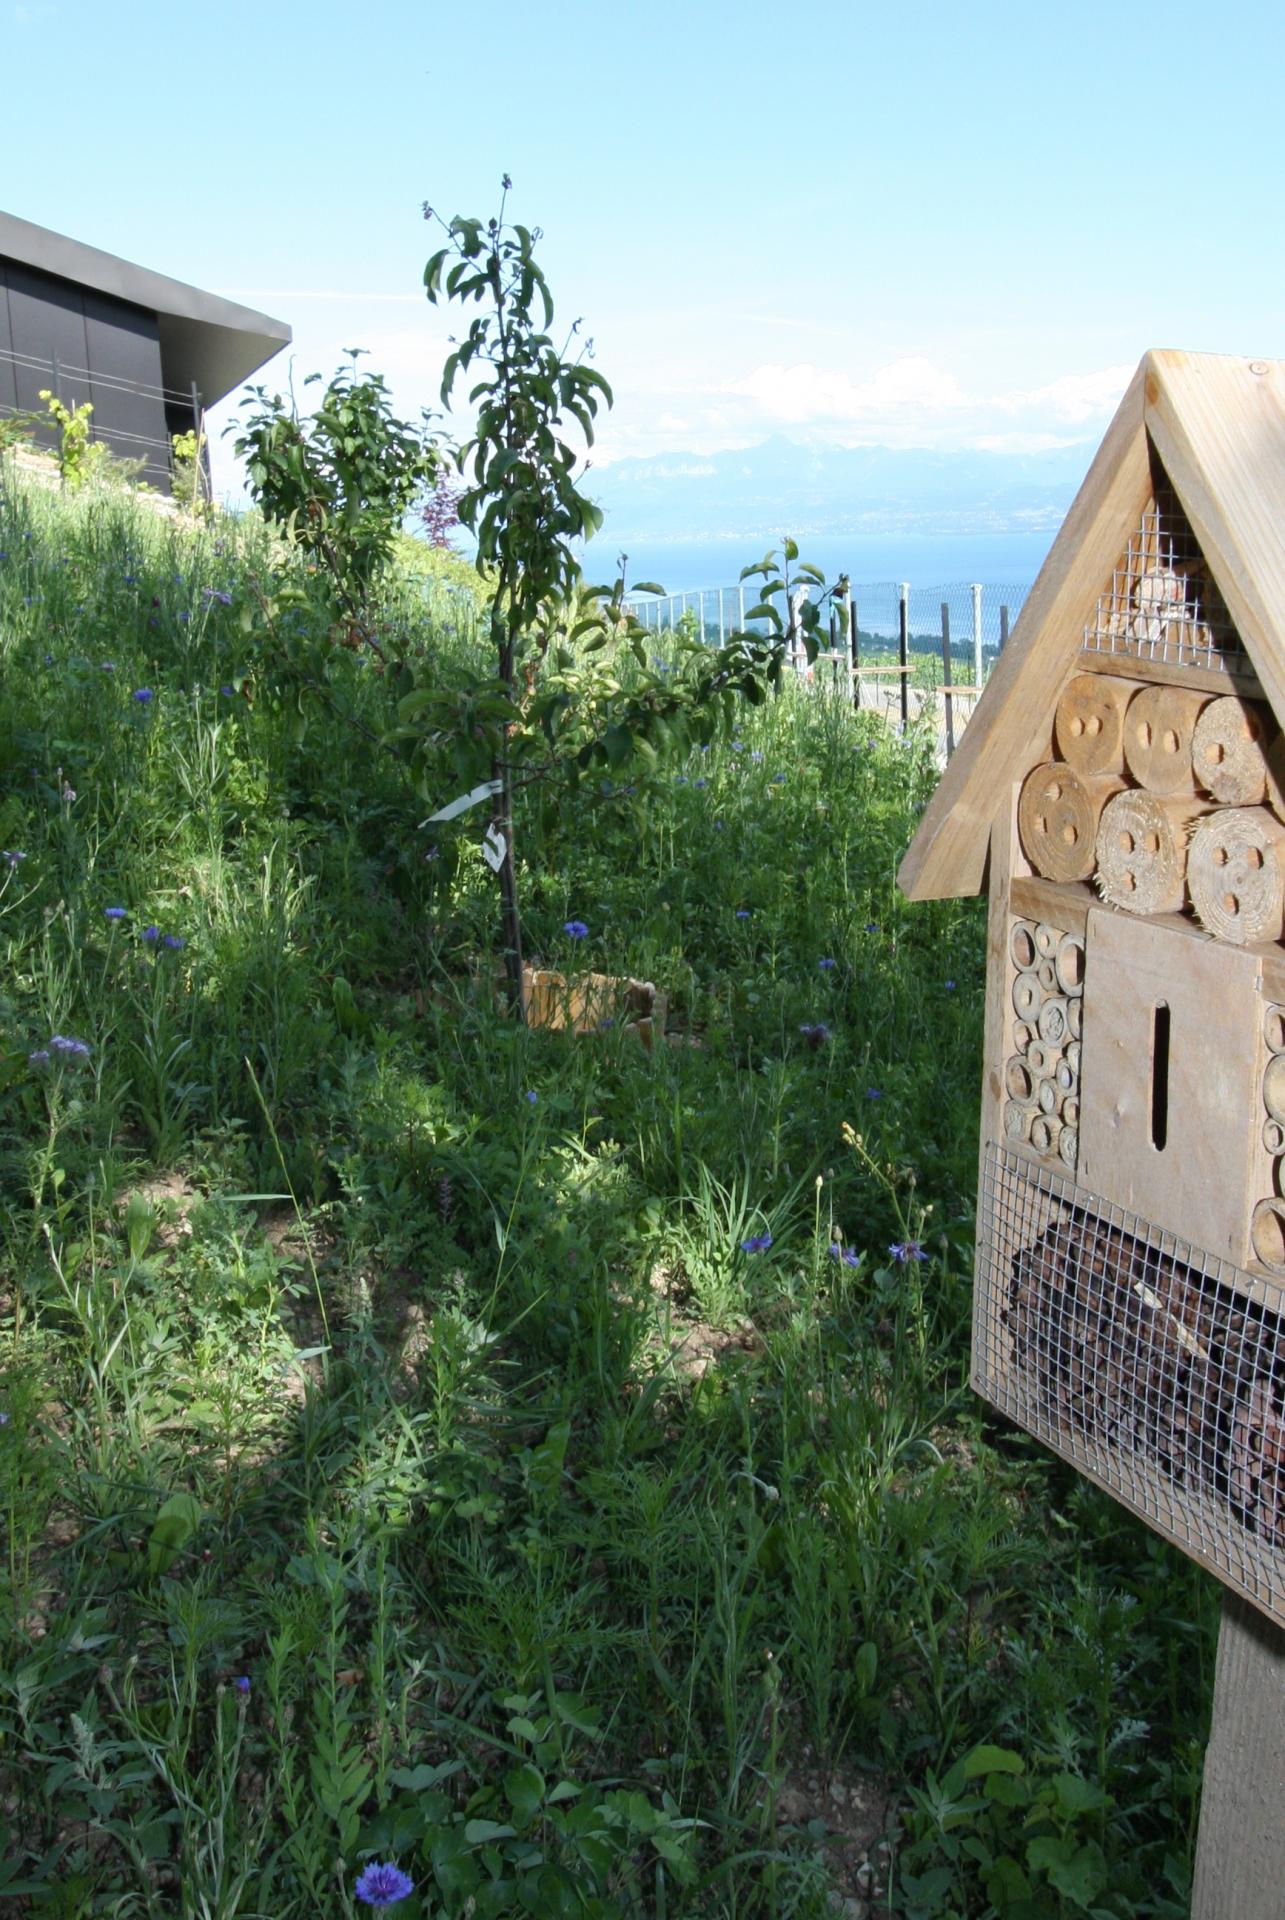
xmin=977 ymin=1140 xmax=1285 ymax=1622
xmin=1080 ymin=485 xmax=1248 ymax=676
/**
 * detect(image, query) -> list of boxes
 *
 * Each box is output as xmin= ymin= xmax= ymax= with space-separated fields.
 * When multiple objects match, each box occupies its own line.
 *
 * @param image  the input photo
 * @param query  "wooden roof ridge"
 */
xmin=898 ymin=350 xmax=1285 ymax=904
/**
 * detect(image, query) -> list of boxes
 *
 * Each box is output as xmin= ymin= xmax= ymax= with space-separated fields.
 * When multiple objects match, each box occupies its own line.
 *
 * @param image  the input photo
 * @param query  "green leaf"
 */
xmin=631 ymin=581 xmax=665 ymax=596
xmin=504 ymin=1763 xmax=546 ymax=1827
xmin=963 ymin=1744 xmax=1025 ymax=1780
xmin=146 ymin=1493 xmax=202 ymax=1577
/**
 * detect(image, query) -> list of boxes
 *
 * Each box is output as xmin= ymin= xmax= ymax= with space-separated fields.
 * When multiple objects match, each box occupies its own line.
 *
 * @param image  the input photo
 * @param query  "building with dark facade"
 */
xmin=0 ymin=211 xmax=290 ymax=491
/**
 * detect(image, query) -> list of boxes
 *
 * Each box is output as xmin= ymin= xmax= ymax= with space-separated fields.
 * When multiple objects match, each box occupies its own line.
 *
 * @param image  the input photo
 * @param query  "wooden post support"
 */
xmin=941 ymin=601 xmax=956 ymax=758
xmin=999 ymin=603 xmax=1010 ymax=652
xmin=1192 ymin=1593 xmax=1285 ymax=1919
xmin=850 ymin=599 xmax=861 ymax=711
xmin=898 ymin=584 xmax=910 ymax=730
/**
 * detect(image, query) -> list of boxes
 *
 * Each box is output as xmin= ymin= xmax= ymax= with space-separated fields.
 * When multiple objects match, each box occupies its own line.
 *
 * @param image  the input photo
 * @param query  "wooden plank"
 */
xmin=899 ymin=358 xmax=1153 ymax=903
xmin=1075 ymin=645 xmax=1263 ymax=700
xmin=941 ymin=601 xmax=955 ymax=758
xmin=971 ymin=797 xmax=1020 ymax=1397
xmin=1145 ymin=352 xmax=1285 ymax=732
xmin=1192 ymin=1595 xmax=1285 ymax=1920
xmin=1010 ymin=876 xmax=1093 ymax=936
xmin=1078 ymin=909 xmax=1261 ymax=1265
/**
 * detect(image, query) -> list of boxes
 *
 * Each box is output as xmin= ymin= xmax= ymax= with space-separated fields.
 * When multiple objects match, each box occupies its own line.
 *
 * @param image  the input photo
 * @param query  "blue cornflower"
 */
xmin=674 ymin=775 xmax=688 ymax=787
xmin=123 ymin=574 xmax=138 ymax=585
xmin=714 ymin=820 xmax=724 ymax=831
xmin=945 ymin=979 xmax=956 ymax=990
xmin=739 ymin=1231 xmax=773 ymax=1254
xmin=2 ymin=850 xmax=23 ymax=869
xmin=731 ymin=741 xmax=744 ymax=753
xmin=234 ymin=1675 xmax=251 ymax=1695
xmin=132 ymin=687 xmax=154 ymax=705
xmin=830 ymin=1244 xmax=860 ymax=1267
xmin=220 ymin=685 xmax=234 ymax=697
xmin=104 ymin=906 xmax=127 ymax=920
xmin=101 ymin=661 xmax=115 ymax=673
xmin=0 ymin=1410 xmax=9 ymax=1425
xmin=751 ymin=750 xmax=763 ymax=763
xmin=771 ymin=772 xmax=786 ymax=783
xmin=524 ymin=1090 xmax=538 ymax=1105
xmin=866 ymin=1087 xmax=882 ymax=1099
xmin=818 ymin=957 xmax=836 ymax=971
xmin=354 ymin=1862 xmax=414 ymax=1908
xmin=735 ymin=908 xmax=751 ymax=919
xmin=865 ymin=922 xmax=878 ymax=932
xmin=162 ymin=934 xmax=185 ymax=951
xmin=141 ymin=924 xmax=160 ymax=945
xmin=889 ymin=1241 xmax=926 ymax=1264
xmin=178 ymin=610 xmax=190 ymax=623
xmin=202 ymin=588 xmax=233 ymax=607
xmin=564 ymin=919 xmax=589 ymax=940
xmin=799 ymin=1022 xmax=830 ymax=1046
xmin=694 ymin=778 xmax=707 ymax=789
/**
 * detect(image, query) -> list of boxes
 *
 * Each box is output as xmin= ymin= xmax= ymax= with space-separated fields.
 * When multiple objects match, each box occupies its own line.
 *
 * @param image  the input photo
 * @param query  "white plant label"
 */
xmin=482 ymin=825 xmax=507 ymax=872
xmin=421 ymin=778 xmax=503 ymax=828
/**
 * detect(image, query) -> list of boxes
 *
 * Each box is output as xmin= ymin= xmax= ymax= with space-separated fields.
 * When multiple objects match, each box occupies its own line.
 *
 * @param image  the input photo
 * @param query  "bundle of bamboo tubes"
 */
xmin=1005 ymin=917 xmax=1082 ymax=1171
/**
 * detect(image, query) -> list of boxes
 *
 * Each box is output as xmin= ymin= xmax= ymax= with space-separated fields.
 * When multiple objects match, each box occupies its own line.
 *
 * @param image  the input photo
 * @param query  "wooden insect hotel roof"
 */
xmin=899 ymin=350 xmax=1285 ymax=903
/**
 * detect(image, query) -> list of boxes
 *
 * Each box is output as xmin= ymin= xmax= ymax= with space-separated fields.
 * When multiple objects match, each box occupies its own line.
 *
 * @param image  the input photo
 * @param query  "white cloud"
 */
xmin=993 ymin=365 xmax=1134 ymax=424
xmin=722 ymin=356 xmax=971 ymax=424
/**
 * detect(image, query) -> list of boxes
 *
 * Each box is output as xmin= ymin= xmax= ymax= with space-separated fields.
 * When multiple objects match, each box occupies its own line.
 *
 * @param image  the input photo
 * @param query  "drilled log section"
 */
xmin=1003 ymin=1100 xmax=1032 ymax=1142
xmin=1188 ymin=810 xmax=1285 ymax=946
xmin=1054 ymin=672 xmax=1134 ymax=775
xmin=1123 ymin=683 xmax=1210 ymax=793
xmin=1095 ymin=789 xmax=1208 ymax=914
xmin=1018 ymin=763 xmax=1122 ymax=883
xmin=1192 ymin=697 xmax=1272 ymax=806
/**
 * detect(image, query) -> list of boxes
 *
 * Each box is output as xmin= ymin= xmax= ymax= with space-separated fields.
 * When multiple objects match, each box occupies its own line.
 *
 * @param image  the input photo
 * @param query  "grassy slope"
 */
xmin=0 ymin=466 xmax=1212 ymax=1918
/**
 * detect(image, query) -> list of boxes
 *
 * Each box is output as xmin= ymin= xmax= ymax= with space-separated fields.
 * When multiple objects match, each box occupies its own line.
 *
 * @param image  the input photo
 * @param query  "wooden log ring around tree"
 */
xmin=1187 ymin=809 xmax=1285 ymax=946
xmin=1192 ymin=697 xmax=1271 ymax=807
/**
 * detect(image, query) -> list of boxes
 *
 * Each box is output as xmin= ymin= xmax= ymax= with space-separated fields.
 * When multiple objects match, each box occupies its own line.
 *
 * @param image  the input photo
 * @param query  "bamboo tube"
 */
xmin=1065 ymin=1040 xmax=1081 ymax=1076
xmin=1003 ymin=1100 xmax=1032 ymax=1143
xmin=1030 ymin=1113 xmax=1062 ymax=1156
xmin=1063 ymin=1096 xmax=1080 ymax=1129
xmin=1033 ymin=922 xmax=1060 ymax=960
xmin=1036 ymin=957 xmax=1058 ymax=994
xmin=1018 ymin=762 xmax=1122 ymax=884
xmin=1264 ymin=1054 xmax=1285 ymax=1127
xmin=1005 ymin=1056 xmax=1037 ymax=1104
xmin=1251 ymin=1197 xmax=1285 ymax=1273
xmin=1012 ymin=970 xmax=1041 ymax=1023
xmin=1057 ymin=1125 xmax=1078 ymax=1172
xmin=1054 ymin=933 xmax=1084 ymax=996
xmin=1056 ymin=1056 xmax=1077 ymax=1096
xmin=1012 ymin=1020 xmax=1035 ymax=1054
xmin=1067 ymin=997 xmax=1082 ymax=1041
xmin=1095 ymin=790 xmax=1208 ymax=915
xmin=1187 ymin=808 xmax=1285 ymax=946
xmin=1037 ymin=1077 xmax=1060 ymax=1116
xmin=1009 ymin=920 xmax=1038 ymax=970
xmin=1122 ymin=684 xmax=1209 ymax=793
xmin=1037 ymin=995 xmax=1071 ymax=1046
xmin=1054 ymin=673 xmax=1133 ymax=776
xmin=1264 ymin=1118 xmax=1285 ymax=1155
xmin=1191 ymin=697 xmax=1271 ymax=806
xmin=1027 ymin=1040 xmax=1055 ymax=1078
xmin=1265 ymin=1007 xmax=1285 ymax=1055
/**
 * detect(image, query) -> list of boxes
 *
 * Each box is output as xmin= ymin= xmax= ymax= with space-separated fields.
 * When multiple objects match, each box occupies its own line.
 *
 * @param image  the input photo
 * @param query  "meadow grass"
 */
xmin=0 ymin=462 xmax=1214 ymax=1917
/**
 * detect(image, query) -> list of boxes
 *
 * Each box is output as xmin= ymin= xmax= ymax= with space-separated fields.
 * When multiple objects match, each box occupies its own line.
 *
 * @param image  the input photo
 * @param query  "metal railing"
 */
xmin=0 ymin=345 xmax=205 ymax=494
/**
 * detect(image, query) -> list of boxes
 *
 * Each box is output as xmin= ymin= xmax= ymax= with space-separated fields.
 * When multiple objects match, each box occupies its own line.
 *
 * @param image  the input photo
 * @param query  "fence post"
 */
xmin=718 ymin=588 xmax=724 ymax=646
xmin=850 ymin=598 xmax=860 ymax=711
xmin=738 ymin=583 xmax=745 ymax=632
xmin=999 ymin=604 xmax=1010 ymax=652
xmin=941 ymin=601 xmax=955 ymax=759
xmin=898 ymin=583 xmax=910 ymax=730
xmin=972 ymin=582 xmax=983 ymax=688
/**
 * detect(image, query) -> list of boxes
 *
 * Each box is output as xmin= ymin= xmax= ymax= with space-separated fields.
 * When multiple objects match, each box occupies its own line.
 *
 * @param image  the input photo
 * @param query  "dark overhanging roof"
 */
xmin=0 ymin=209 xmax=291 ymax=408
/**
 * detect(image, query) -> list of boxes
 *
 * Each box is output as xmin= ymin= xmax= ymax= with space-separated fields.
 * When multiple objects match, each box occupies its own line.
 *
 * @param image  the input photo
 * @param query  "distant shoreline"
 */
xmin=590 ymin=527 xmax=1057 ymax=596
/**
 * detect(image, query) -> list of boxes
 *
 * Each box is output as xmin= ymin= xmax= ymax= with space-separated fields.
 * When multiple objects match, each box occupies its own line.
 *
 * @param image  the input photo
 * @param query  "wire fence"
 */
xmin=0 ymin=345 xmax=206 ymax=495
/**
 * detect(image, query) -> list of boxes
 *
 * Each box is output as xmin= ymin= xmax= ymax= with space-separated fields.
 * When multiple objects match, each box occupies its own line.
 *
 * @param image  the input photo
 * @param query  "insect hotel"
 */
xmin=899 ymin=351 xmax=1285 ymax=1912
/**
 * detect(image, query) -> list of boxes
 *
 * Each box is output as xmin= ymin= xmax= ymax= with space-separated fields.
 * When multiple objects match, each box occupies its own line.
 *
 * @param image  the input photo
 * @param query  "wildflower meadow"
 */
xmin=0 ymin=461 xmax=1215 ymax=1916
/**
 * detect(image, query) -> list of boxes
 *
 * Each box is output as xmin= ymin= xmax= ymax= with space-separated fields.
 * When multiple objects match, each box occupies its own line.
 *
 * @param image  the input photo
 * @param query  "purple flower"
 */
xmin=889 ymin=1241 xmax=926 ymax=1264
xmin=234 ymin=1675 xmax=251 ymax=1695
xmin=714 ymin=820 xmax=724 ymax=831
xmin=132 ymin=687 xmax=154 ymax=705
xmin=141 ymin=925 xmax=160 ymax=945
xmin=740 ymin=1231 xmax=773 ymax=1254
xmin=104 ymin=906 xmax=127 ymax=920
xmin=50 ymin=1035 xmax=91 ymax=1062
xmin=866 ymin=1087 xmax=881 ymax=1100
xmin=525 ymin=1090 xmax=538 ymax=1105
xmin=799 ymin=1022 xmax=830 ymax=1047
xmin=818 ymin=957 xmax=836 ymax=972
xmin=865 ymin=922 xmax=878 ymax=933
xmin=944 ymin=979 xmax=956 ymax=990
xmin=2 ymin=850 xmax=23 ymax=869
xmin=101 ymin=661 xmax=115 ymax=674
xmin=202 ymin=588 xmax=233 ymax=607
xmin=354 ymin=1862 xmax=415 ymax=1908
xmin=563 ymin=920 xmax=589 ymax=940
xmin=735 ymin=909 xmax=751 ymax=919
xmin=220 ymin=685 xmax=234 ymax=697
xmin=27 ymin=1049 xmax=50 ymax=1067
xmin=162 ymin=934 xmax=185 ymax=951
xmin=830 ymin=1244 xmax=860 ymax=1267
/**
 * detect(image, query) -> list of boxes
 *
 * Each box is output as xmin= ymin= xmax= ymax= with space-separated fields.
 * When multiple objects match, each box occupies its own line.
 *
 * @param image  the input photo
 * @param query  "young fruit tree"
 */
xmin=409 ymin=181 xmax=840 ymax=1015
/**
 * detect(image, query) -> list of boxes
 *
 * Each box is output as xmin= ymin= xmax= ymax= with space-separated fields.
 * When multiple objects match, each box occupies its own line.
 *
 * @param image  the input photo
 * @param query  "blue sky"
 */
xmin=4 ymin=0 xmax=1283 ymax=499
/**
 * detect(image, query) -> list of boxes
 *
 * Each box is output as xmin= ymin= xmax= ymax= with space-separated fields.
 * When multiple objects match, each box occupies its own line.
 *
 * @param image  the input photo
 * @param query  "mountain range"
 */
xmin=586 ymin=435 xmax=1094 ymax=543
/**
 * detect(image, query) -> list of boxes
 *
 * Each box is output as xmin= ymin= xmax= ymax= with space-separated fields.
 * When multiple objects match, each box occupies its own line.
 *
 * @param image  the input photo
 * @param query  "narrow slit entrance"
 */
xmin=1151 ymin=1001 xmax=1170 ymax=1151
